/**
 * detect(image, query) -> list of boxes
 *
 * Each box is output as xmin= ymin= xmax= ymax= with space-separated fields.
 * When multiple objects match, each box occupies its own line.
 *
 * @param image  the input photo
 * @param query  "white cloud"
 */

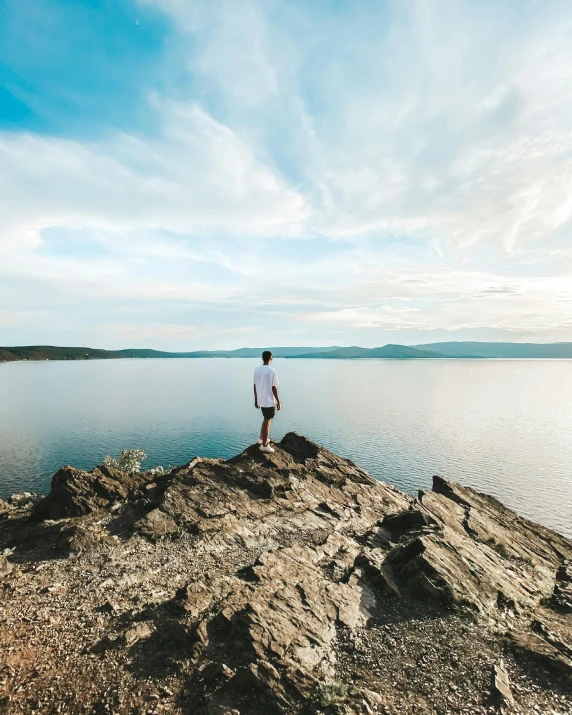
xmin=298 ymin=268 xmax=572 ymax=333
xmin=2 ymin=0 xmax=572 ymax=346
xmin=0 ymin=102 xmax=308 ymax=252
xmin=5 ymin=0 xmax=572 ymax=252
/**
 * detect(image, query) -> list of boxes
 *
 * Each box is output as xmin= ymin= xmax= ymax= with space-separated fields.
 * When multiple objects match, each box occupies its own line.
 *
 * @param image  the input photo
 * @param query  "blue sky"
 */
xmin=1 ymin=0 xmax=572 ymax=349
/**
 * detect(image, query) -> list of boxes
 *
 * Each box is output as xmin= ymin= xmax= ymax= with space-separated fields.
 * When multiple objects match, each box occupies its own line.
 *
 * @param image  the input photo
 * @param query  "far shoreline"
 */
xmin=4 ymin=356 xmax=572 ymax=364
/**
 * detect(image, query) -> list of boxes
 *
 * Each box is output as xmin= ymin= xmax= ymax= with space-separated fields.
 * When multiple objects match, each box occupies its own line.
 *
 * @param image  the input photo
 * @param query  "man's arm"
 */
xmin=272 ymin=385 xmax=281 ymax=410
xmin=254 ymin=384 xmax=259 ymax=408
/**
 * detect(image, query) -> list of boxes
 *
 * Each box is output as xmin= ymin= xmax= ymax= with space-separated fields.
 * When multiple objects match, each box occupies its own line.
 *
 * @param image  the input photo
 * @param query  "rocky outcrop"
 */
xmin=1 ymin=434 xmax=571 ymax=715
xmin=135 ymin=432 xmax=409 ymax=543
xmin=376 ymin=476 xmax=571 ymax=616
xmin=552 ymin=560 xmax=572 ymax=612
xmin=33 ymin=464 xmax=156 ymax=520
xmin=6 ymin=491 xmax=42 ymax=510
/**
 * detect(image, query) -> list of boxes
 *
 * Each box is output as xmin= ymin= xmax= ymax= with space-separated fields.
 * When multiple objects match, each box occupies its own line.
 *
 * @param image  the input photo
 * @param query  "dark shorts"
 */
xmin=261 ymin=406 xmax=276 ymax=419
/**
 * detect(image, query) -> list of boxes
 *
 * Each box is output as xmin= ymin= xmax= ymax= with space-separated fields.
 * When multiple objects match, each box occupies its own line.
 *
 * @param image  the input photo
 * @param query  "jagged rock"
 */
xmin=557 ymin=560 xmax=572 ymax=583
xmin=134 ymin=434 xmax=409 ymax=543
xmin=181 ymin=537 xmax=374 ymax=705
xmin=508 ymin=629 xmax=572 ymax=674
xmin=429 ymin=476 xmax=571 ymax=565
xmin=551 ymin=560 xmax=572 ymax=611
xmin=1 ymin=433 xmax=571 ymax=715
xmin=124 ymin=622 xmax=155 ymax=646
xmin=0 ymin=555 xmax=13 ymax=577
xmin=60 ymin=523 xmax=115 ymax=553
xmin=200 ymin=662 xmax=235 ymax=682
xmin=380 ymin=509 xmax=437 ymax=541
xmin=531 ymin=620 xmax=572 ymax=659
xmin=378 ymin=475 xmax=572 ymax=616
xmin=136 ymin=507 xmax=179 ymax=540
xmin=552 ymin=582 xmax=572 ymax=612
xmin=491 ymin=659 xmax=513 ymax=705
xmin=0 ymin=498 xmax=13 ymax=513
xmin=7 ymin=516 xmax=115 ymax=556
xmin=9 ymin=491 xmax=43 ymax=508
xmin=33 ymin=464 xmax=153 ymax=519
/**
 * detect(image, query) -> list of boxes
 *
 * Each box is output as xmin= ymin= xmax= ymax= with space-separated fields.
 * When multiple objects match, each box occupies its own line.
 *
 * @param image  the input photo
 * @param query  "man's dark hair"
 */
xmin=262 ymin=350 xmax=272 ymax=364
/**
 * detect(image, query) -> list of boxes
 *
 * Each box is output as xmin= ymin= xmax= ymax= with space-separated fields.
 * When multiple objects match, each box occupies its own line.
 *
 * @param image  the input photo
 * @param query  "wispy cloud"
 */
xmin=1 ymin=0 xmax=572 ymax=347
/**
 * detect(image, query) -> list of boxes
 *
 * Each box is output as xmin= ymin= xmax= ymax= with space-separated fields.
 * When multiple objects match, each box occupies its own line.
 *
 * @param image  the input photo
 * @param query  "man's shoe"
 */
xmin=257 ymin=438 xmax=263 ymax=445
xmin=259 ymin=444 xmax=274 ymax=454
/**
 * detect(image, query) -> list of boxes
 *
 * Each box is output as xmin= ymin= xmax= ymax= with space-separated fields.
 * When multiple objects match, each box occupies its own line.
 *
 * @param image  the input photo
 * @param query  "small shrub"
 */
xmin=102 ymin=449 xmax=148 ymax=474
xmin=314 ymin=681 xmax=348 ymax=707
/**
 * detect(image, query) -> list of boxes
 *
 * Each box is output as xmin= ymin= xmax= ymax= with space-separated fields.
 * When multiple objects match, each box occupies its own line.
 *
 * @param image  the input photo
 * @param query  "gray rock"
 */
xmin=200 ymin=662 xmax=235 ymax=681
xmin=508 ymin=629 xmax=572 ymax=674
xmin=124 ymin=622 xmax=154 ymax=646
xmin=491 ymin=659 xmax=513 ymax=704
xmin=2 ymin=433 xmax=571 ymax=715
xmin=0 ymin=498 xmax=13 ymax=513
xmin=9 ymin=491 xmax=43 ymax=508
xmin=136 ymin=507 xmax=178 ymax=540
xmin=33 ymin=465 xmax=154 ymax=520
xmin=377 ymin=476 xmax=572 ymax=616
xmin=0 ymin=555 xmax=13 ymax=577
xmin=134 ymin=433 xmax=409 ymax=543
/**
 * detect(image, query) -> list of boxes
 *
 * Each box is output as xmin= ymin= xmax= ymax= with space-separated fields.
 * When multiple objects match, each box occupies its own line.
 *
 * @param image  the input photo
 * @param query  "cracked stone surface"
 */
xmin=1 ymin=433 xmax=571 ymax=714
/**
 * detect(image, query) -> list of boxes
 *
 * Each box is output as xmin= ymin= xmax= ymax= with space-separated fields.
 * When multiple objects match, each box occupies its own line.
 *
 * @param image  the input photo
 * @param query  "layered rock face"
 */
xmin=1 ymin=434 xmax=571 ymax=715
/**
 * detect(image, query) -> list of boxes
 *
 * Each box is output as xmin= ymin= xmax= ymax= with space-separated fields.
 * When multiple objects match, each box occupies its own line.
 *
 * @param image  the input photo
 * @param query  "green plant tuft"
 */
xmin=314 ymin=681 xmax=348 ymax=707
xmin=102 ymin=449 xmax=148 ymax=474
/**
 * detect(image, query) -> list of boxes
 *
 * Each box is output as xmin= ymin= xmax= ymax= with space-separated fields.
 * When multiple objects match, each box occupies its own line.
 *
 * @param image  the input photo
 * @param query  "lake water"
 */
xmin=0 ymin=358 xmax=571 ymax=538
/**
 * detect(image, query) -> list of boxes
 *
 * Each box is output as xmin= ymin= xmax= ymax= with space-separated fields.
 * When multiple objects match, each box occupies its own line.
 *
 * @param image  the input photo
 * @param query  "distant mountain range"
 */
xmin=290 ymin=344 xmax=441 ymax=359
xmin=292 ymin=342 xmax=572 ymax=359
xmin=413 ymin=341 xmax=572 ymax=359
xmin=0 ymin=346 xmax=339 ymax=362
xmin=1 ymin=342 xmax=572 ymax=362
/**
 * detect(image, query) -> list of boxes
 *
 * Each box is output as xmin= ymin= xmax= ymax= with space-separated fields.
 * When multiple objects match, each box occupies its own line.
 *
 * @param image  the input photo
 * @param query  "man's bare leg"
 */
xmin=261 ymin=418 xmax=272 ymax=446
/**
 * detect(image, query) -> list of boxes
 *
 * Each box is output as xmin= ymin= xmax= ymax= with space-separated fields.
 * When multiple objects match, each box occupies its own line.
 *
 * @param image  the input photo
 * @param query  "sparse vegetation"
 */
xmin=101 ymin=449 xmax=165 ymax=475
xmin=314 ymin=681 xmax=348 ymax=707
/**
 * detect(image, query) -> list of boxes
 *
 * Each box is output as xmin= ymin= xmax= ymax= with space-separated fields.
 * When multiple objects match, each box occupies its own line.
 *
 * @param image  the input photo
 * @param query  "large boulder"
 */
xmin=33 ymin=464 xmax=152 ymax=520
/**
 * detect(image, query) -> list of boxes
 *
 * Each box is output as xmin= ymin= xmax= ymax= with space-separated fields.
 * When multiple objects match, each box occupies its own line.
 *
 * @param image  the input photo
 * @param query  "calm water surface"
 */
xmin=0 ymin=358 xmax=571 ymax=538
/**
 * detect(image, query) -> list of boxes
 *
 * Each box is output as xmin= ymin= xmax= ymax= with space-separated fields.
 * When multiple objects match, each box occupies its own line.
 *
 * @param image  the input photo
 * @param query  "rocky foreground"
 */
xmin=1 ymin=434 xmax=571 ymax=715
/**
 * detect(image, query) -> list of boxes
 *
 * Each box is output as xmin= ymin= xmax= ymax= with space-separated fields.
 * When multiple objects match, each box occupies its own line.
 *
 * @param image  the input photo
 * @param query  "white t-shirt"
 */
xmin=254 ymin=365 xmax=279 ymax=408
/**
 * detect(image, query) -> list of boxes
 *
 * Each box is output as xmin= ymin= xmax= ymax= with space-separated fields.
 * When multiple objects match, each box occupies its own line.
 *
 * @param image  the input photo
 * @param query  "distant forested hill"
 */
xmin=414 ymin=342 xmax=572 ymax=358
xmin=290 ymin=344 xmax=444 ymax=359
xmin=0 ymin=346 xmax=126 ymax=361
xmin=2 ymin=342 xmax=572 ymax=363
xmin=0 ymin=345 xmax=340 ymax=362
xmin=0 ymin=348 xmax=22 ymax=362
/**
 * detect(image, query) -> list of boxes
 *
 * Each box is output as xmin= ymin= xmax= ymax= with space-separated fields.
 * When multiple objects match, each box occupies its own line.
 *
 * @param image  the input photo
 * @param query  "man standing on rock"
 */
xmin=254 ymin=350 xmax=281 ymax=453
